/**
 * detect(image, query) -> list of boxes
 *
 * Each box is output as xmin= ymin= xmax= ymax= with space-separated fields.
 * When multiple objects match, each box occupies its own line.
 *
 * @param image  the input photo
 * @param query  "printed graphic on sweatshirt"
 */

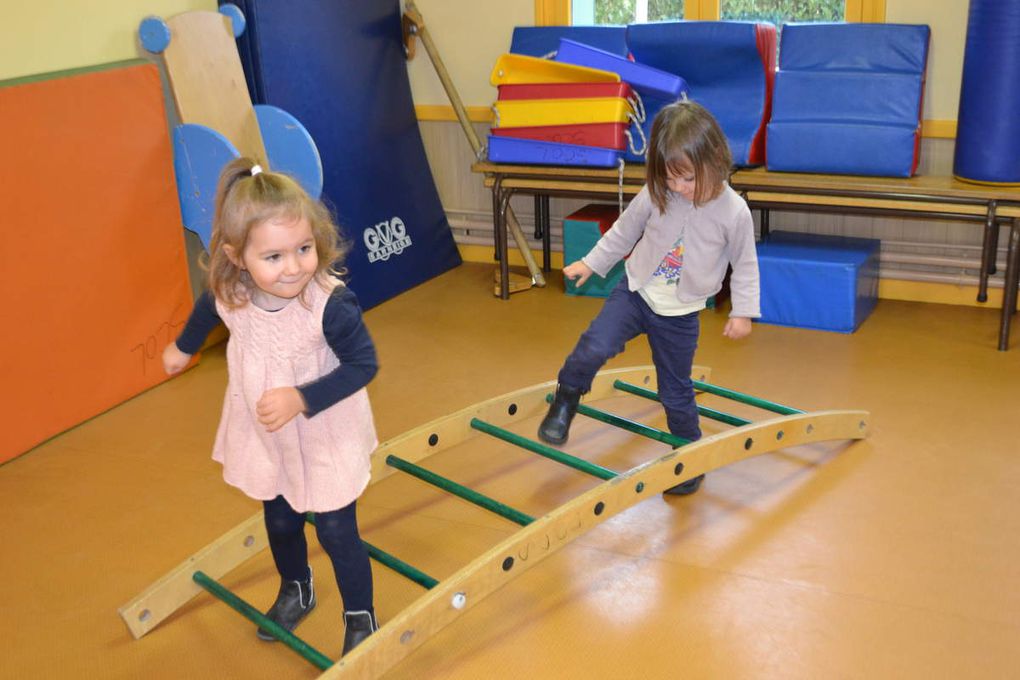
xmin=651 ymin=237 xmax=684 ymax=285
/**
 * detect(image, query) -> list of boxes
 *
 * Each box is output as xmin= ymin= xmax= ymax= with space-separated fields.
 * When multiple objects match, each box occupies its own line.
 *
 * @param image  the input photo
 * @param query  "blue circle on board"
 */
xmin=138 ymin=16 xmax=171 ymax=54
xmin=219 ymin=4 xmax=246 ymax=38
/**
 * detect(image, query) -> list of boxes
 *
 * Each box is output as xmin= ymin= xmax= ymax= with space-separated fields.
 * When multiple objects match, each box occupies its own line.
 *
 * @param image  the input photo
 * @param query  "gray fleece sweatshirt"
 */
xmin=581 ymin=183 xmax=761 ymax=319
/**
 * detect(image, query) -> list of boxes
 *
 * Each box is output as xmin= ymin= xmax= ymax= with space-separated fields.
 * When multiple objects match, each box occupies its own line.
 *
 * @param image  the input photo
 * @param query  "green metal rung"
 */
xmin=692 ymin=379 xmax=803 ymax=415
xmin=192 ymin=571 xmax=333 ymax=671
xmin=304 ymin=514 xmax=439 ymax=590
xmin=365 ymin=542 xmax=439 ymax=590
xmin=470 ymin=417 xmax=617 ymax=481
xmin=386 ymin=454 xmax=534 ymax=526
xmin=695 ymin=404 xmax=751 ymax=427
xmin=613 ymin=380 xmax=751 ymax=426
xmin=545 ymin=393 xmax=690 ymax=447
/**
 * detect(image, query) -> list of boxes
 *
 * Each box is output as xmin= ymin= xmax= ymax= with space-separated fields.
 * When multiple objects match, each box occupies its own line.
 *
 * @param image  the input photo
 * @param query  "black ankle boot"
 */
xmin=256 ymin=569 xmax=316 ymax=641
xmin=342 ymin=609 xmax=379 ymax=655
xmin=538 ymin=384 xmax=583 ymax=445
xmin=664 ymin=473 xmax=705 ymax=496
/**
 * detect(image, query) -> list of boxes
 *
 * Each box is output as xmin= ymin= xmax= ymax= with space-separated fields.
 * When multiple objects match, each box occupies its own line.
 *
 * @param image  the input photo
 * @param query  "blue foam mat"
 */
xmin=224 ymin=0 xmax=460 ymax=309
xmin=766 ymin=22 xmax=929 ymax=177
xmin=626 ymin=21 xmax=774 ymax=167
xmin=488 ymin=136 xmax=623 ymax=168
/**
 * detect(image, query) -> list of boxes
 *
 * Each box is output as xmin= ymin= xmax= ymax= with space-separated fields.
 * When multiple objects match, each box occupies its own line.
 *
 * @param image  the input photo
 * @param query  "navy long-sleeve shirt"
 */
xmin=175 ymin=287 xmax=378 ymax=417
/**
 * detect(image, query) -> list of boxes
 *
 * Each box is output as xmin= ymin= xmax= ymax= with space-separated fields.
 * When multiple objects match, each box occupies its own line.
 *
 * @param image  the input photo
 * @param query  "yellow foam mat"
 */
xmin=493 ymin=97 xmax=633 ymax=128
xmin=489 ymin=53 xmax=619 ymax=86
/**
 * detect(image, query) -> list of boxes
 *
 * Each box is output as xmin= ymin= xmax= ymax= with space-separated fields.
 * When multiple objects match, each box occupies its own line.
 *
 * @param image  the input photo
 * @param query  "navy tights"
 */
xmin=263 ymin=495 xmax=373 ymax=612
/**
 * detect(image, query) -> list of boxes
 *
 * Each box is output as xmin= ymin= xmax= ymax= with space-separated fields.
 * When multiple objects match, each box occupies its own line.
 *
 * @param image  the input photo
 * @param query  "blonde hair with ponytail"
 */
xmin=205 ymin=158 xmax=348 ymax=309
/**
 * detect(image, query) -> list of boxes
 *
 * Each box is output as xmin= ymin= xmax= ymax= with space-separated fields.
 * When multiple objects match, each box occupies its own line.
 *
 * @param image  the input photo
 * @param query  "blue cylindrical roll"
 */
xmin=953 ymin=0 xmax=1020 ymax=184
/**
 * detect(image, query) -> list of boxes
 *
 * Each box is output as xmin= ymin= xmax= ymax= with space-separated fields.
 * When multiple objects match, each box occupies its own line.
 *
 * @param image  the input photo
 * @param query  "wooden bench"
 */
xmin=472 ymin=162 xmax=1020 ymax=350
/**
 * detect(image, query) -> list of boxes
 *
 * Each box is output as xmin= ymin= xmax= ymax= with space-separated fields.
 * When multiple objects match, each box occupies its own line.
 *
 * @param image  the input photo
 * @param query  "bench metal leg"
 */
xmin=978 ymin=201 xmax=998 ymax=303
xmin=496 ymin=188 xmax=514 ymax=300
xmin=540 ymin=195 xmax=551 ymax=272
xmin=998 ymin=218 xmax=1019 ymax=351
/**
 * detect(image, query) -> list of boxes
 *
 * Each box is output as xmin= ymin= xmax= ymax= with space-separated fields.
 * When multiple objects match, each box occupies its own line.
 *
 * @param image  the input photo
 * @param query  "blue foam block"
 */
xmin=756 ymin=231 xmax=880 ymax=333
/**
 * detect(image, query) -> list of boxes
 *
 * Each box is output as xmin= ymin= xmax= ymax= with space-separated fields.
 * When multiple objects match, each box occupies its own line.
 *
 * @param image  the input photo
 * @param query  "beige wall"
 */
xmin=887 ymin=0 xmax=967 ymax=122
xmin=0 ymin=0 xmax=216 ymax=81
xmin=406 ymin=0 xmax=534 ymax=110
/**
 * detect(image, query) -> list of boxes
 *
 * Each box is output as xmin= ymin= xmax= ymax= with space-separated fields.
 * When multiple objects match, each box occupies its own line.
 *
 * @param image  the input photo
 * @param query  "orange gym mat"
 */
xmin=0 ymin=61 xmax=193 ymax=462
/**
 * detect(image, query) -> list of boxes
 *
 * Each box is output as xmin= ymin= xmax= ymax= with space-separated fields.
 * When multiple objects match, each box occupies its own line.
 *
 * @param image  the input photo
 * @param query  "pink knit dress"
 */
xmin=212 ymin=277 xmax=377 ymax=513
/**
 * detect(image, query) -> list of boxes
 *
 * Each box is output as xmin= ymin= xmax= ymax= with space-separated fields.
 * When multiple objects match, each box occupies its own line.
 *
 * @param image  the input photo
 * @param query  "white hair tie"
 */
xmin=250 ymin=164 xmax=263 ymax=176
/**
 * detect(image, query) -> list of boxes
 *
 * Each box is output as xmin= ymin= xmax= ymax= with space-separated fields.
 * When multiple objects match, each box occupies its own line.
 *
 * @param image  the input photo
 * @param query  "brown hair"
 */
xmin=205 ymin=158 xmax=347 ymax=308
xmin=646 ymin=100 xmax=733 ymax=212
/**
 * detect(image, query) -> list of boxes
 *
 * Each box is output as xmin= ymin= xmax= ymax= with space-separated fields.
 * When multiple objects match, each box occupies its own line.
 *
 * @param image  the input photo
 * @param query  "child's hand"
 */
xmin=256 ymin=387 xmax=307 ymax=432
xmin=563 ymin=260 xmax=594 ymax=287
xmin=162 ymin=343 xmax=192 ymax=375
xmin=723 ymin=317 xmax=753 ymax=340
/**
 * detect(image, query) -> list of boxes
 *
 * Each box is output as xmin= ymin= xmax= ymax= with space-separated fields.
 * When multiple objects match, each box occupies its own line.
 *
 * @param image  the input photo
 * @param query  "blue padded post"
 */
xmin=954 ymin=0 xmax=1020 ymax=185
xmin=766 ymin=23 xmax=930 ymax=177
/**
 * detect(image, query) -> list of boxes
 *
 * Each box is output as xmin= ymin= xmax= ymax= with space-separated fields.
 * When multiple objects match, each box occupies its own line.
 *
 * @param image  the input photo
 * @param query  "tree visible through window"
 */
xmin=576 ymin=0 xmax=844 ymax=25
xmin=720 ymin=0 xmax=842 ymax=24
xmin=575 ymin=1 xmax=685 ymax=26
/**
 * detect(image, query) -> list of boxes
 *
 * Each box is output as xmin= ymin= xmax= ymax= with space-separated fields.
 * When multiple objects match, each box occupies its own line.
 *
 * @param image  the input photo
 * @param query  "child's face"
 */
xmin=237 ymin=215 xmax=318 ymax=301
xmin=666 ymin=164 xmax=697 ymax=203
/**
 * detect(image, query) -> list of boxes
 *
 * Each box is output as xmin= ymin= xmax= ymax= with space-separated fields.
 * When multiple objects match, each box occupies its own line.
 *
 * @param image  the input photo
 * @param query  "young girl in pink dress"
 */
xmin=163 ymin=158 xmax=379 ymax=655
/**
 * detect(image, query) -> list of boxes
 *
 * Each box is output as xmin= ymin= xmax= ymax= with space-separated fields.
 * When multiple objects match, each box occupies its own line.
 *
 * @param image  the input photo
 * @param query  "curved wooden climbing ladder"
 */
xmin=119 ymin=365 xmax=870 ymax=678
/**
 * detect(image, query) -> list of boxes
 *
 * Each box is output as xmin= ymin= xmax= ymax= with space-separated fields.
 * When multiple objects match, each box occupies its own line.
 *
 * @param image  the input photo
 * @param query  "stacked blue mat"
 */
xmin=223 ymin=0 xmax=460 ymax=309
xmin=766 ymin=23 xmax=930 ymax=177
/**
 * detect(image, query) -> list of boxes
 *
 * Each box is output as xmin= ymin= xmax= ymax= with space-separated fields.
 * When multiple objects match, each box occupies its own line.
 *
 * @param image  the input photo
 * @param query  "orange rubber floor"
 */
xmin=3 ymin=262 xmax=1019 ymax=679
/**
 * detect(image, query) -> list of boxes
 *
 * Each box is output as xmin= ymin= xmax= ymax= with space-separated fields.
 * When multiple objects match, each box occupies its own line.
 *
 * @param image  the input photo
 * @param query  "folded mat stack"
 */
xmin=487 ymin=52 xmax=636 ymax=167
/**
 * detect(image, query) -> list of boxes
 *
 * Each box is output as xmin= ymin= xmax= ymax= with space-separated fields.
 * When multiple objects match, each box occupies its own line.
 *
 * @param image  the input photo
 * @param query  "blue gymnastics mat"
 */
xmin=224 ymin=0 xmax=461 ymax=309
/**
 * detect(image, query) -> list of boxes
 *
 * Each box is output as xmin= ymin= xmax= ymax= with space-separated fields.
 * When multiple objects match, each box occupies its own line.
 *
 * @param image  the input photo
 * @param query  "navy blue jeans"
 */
xmin=558 ymin=279 xmax=702 ymax=442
